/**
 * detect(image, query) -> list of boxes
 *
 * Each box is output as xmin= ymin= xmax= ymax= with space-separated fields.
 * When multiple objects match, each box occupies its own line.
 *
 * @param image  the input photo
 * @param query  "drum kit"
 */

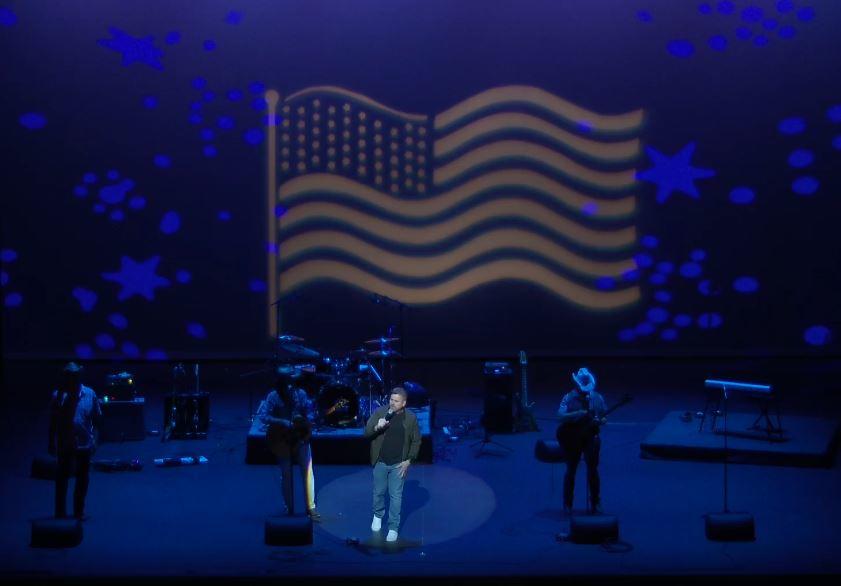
xmin=275 ymin=332 xmax=402 ymax=429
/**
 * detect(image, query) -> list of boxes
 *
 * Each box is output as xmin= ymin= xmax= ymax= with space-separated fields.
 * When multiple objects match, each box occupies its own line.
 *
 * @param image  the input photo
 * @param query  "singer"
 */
xmin=363 ymin=386 xmax=421 ymax=542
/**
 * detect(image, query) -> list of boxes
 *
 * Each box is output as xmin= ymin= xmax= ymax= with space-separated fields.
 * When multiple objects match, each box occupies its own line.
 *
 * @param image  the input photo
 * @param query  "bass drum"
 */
xmin=317 ymin=382 xmax=360 ymax=428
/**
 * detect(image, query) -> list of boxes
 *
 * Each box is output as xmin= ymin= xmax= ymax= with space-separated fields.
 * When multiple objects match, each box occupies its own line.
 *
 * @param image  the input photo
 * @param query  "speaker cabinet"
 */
xmin=31 ymin=518 xmax=83 ymax=548
xmin=264 ymin=515 xmax=313 ymax=546
xmin=482 ymin=362 xmax=513 ymax=433
xmin=705 ymin=512 xmax=755 ymax=541
xmin=569 ymin=514 xmax=619 ymax=544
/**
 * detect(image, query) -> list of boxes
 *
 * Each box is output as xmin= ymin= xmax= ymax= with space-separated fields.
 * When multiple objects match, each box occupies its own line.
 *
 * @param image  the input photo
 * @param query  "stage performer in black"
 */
xmin=48 ymin=362 xmax=102 ymax=520
xmin=556 ymin=367 xmax=607 ymax=515
xmin=364 ymin=386 xmax=421 ymax=543
xmin=259 ymin=368 xmax=321 ymax=521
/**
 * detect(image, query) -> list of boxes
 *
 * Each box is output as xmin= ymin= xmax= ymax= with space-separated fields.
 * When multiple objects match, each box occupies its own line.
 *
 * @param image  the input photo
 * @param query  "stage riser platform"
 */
xmin=640 ymin=411 xmax=840 ymax=468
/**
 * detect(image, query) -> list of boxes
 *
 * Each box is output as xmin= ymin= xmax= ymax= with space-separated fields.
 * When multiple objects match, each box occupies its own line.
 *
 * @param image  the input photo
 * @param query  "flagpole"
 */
xmin=265 ymin=90 xmax=280 ymax=339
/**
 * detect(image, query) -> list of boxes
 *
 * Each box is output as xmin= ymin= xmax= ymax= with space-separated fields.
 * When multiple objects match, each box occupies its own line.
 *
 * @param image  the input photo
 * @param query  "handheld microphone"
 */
xmin=384 ymin=409 xmax=395 ymax=422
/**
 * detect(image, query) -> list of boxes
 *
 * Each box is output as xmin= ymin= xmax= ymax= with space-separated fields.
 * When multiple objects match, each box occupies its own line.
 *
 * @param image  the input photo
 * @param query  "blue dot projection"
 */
xmin=641 ymin=234 xmax=659 ymax=249
xmin=804 ymin=325 xmax=831 ymax=346
xmin=160 ymin=211 xmax=181 ymax=234
xmin=153 ymin=154 xmax=172 ymax=168
xmin=185 ymin=75 xmax=273 ymax=157
xmin=1 ymin=248 xmax=21 ymax=309
xmin=108 ymin=313 xmax=129 ymax=330
xmin=792 ymin=175 xmax=819 ymax=196
xmin=122 ymin=342 xmax=140 ymax=358
xmin=72 ymin=287 xmax=98 ymax=312
xmin=697 ymin=312 xmax=724 ymax=329
xmin=776 ymin=103 xmax=841 ymax=197
xmin=187 ymin=322 xmax=207 ymax=339
xmin=101 ymin=256 xmax=171 ymax=301
xmin=643 ymin=1 xmax=814 ymax=58
xmin=787 ymin=148 xmax=814 ymax=168
xmin=778 ymin=116 xmax=806 ymax=135
xmin=729 ymin=186 xmax=756 ymax=204
xmin=615 ymin=232 xmax=748 ymax=344
xmin=95 ymin=333 xmax=116 ymax=350
xmin=249 ymin=279 xmax=267 ymax=293
xmin=733 ymin=276 xmax=760 ymax=293
xmin=717 ymin=1 xmax=735 ymax=15
xmin=203 ymin=39 xmax=217 ymax=51
xmin=175 ymin=270 xmax=192 ymax=284
xmin=218 ymin=210 xmax=231 ymax=221
xmin=143 ymin=96 xmax=159 ymax=109
xmin=165 ymin=31 xmax=181 ymax=45
xmin=666 ymin=39 xmax=695 ymax=58
xmin=19 ymin=113 xmax=47 ymax=130
xmin=75 ymin=344 xmax=94 ymax=359
xmin=0 ymin=6 xmax=18 ymax=26
xmin=73 ymin=171 xmax=143 ymax=221
xmin=636 ymin=142 xmax=716 ymax=204
xmin=225 ymin=11 xmax=244 ymax=25
xmin=97 ymin=27 xmax=165 ymax=70
xmin=708 ymin=35 xmax=728 ymax=51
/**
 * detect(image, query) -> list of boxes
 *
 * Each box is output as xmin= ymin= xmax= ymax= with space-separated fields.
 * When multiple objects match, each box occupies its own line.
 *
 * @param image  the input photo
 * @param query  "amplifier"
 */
xmin=100 ymin=397 xmax=146 ymax=442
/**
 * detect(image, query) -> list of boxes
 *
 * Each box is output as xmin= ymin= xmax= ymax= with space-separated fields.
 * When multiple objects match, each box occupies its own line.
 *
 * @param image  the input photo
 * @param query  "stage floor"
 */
xmin=2 ymin=378 xmax=841 ymax=580
xmin=640 ymin=411 xmax=840 ymax=467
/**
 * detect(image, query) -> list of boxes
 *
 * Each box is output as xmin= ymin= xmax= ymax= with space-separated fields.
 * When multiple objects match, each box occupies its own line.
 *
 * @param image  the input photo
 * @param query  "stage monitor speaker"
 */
xmin=264 ymin=515 xmax=313 ymax=546
xmin=534 ymin=439 xmax=565 ymax=463
xmin=482 ymin=362 xmax=513 ymax=433
xmin=31 ymin=518 xmax=83 ymax=548
xmin=569 ymin=514 xmax=619 ymax=544
xmin=705 ymin=512 xmax=755 ymax=541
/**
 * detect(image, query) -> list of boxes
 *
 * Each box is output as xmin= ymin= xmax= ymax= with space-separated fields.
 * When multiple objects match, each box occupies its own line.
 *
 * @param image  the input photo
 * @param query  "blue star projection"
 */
xmin=97 ymin=27 xmax=165 ymax=70
xmin=101 ymin=256 xmax=171 ymax=301
xmin=636 ymin=142 xmax=716 ymax=203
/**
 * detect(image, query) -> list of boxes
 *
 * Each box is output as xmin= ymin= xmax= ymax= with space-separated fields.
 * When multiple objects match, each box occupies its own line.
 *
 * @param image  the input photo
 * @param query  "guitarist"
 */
xmin=556 ymin=367 xmax=607 ymax=515
xmin=258 ymin=369 xmax=320 ymax=521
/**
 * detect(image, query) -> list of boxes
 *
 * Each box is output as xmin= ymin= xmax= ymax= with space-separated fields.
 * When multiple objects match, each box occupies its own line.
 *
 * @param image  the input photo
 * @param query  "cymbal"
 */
xmin=368 ymin=350 xmax=402 ymax=358
xmin=278 ymin=334 xmax=305 ymax=343
xmin=278 ymin=342 xmax=320 ymax=358
xmin=364 ymin=337 xmax=400 ymax=345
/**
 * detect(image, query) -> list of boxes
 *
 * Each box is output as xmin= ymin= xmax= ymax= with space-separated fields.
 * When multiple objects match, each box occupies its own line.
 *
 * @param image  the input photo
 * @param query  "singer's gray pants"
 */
xmin=372 ymin=460 xmax=405 ymax=532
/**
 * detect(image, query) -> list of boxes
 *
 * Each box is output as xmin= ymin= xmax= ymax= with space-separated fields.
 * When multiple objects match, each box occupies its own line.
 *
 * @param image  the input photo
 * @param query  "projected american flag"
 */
xmin=265 ymin=86 xmax=644 ymax=333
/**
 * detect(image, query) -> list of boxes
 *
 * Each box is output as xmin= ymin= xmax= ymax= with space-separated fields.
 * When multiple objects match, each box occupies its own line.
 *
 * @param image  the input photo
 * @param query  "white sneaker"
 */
xmin=386 ymin=529 xmax=398 ymax=542
xmin=371 ymin=516 xmax=382 ymax=531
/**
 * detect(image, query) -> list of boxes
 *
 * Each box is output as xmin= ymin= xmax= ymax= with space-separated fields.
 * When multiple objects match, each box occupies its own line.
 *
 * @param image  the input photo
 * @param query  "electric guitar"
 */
xmin=515 ymin=351 xmax=539 ymax=432
xmin=556 ymin=393 xmax=633 ymax=445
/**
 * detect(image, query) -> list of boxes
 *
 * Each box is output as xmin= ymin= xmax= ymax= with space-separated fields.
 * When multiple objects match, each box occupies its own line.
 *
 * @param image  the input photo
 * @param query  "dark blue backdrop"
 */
xmin=1 ymin=0 xmax=839 ymax=359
